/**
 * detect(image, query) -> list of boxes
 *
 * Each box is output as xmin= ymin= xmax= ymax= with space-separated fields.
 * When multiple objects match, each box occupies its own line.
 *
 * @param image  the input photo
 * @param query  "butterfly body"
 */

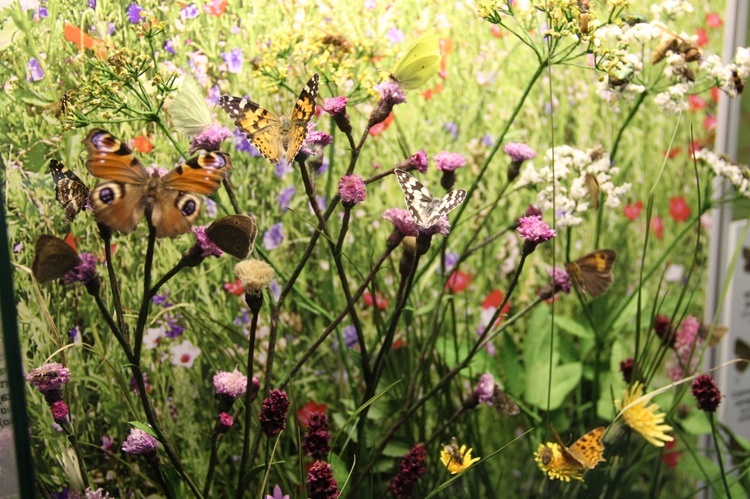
xmin=219 ymin=74 xmax=319 ymax=167
xmin=565 ymin=249 xmax=616 ymax=297
xmin=50 ymin=160 xmax=89 ymax=223
xmin=85 ymin=129 xmax=232 ymax=238
xmin=394 ymin=169 xmax=466 ymax=229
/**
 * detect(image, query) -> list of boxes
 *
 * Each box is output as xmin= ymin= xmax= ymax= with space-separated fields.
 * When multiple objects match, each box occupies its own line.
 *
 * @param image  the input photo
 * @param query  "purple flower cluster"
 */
xmin=503 ymin=142 xmax=537 ymax=162
xmin=434 ymin=151 xmax=466 ymax=172
xmin=63 ymin=252 xmax=97 ymax=285
xmin=263 ymin=223 xmax=285 ymax=251
xmin=303 ymin=413 xmax=331 ymax=459
xmin=26 ymin=363 xmax=71 ymax=393
xmin=548 ymin=266 xmax=571 ymax=294
xmin=516 ymin=215 xmax=556 ymax=244
xmin=192 ymin=226 xmax=223 ymax=258
xmin=388 ymin=443 xmax=427 ymax=499
xmin=213 ymin=369 xmax=248 ymax=399
xmin=122 ymin=428 xmax=157 ymax=455
xmin=190 ymin=124 xmax=232 ymax=153
xmin=259 ymin=389 xmax=290 ymax=436
xmin=222 ymin=48 xmax=243 ymax=74
xmin=323 ymin=97 xmax=348 ymax=116
xmin=338 ymin=175 xmax=367 ymax=206
xmin=306 ymin=461 xmax=339 ymax=499
xmin=126 ymin=3 xmax=143 ymax=24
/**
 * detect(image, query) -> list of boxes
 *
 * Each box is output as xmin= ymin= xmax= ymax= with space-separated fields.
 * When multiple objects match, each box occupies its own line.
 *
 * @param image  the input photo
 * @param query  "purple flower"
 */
xmin=691 ymin=374 xmax=722 ymax=412
xmin=259 ymin=389 xmax=290 ymax=436
xmin=323 ymin=96 xmax=348 ymax=116
xmin=213 ymin=369 xmax=248 ymax=398
xmin=26 ymin=363 xmax=70 ymax=393
xmin=13 ymin=242 xmax=23 ymax=253
xmin=152 ymin=292 xmax=171 ymax=307
xmin=180 ymin=4 xmax=199 ymax=19
xmin=443 ymin=122 xmax=458 ymax=140
xmin=434 ymin=151 xmax=466 ymax=172
xmin=68 ymin=326 xmax=80 ymax=342
xmin=316 ymin=157 xmax=330 ymax=175
xmin=475 ymin=373 xmax=495 ymax=405
xmin=27 ymin=57 xmax=44 ymax=82
xmin=126 ymin=3 xmax=143 ymax=24
xmin=234 ymin=309 xmax=251 ymax=326
xmin=338 ymin=175 xmax=366 ymax=206
xmin=266 ymin=485 xmax=290 ymax=499
xmin=216 ymin=412 xmax=234 ymax=432
xmin=278 ymin=185 xmax=296 ymax=211
xmin=192 ymin=226 xmax=223 ymax=258
xmin=503 ymin=142 xmax=537 ymax=162
xmin=303 ymin=413 xmax=331 ymax=459
xmin=37 ymin=6 xmax=48 ymax=18
xmin=389 ymin=444 xmax=427 ymax=499
xmin=443 ymin=251 xmax=459 ymax=271
xmin=130 ymin=373 xmax=151 ymax=394
xmin=50 ymin=400 xmax=69 ymax=421
xmin=263 ymin=223 xmax=284 ymax=250
xmin=189 ymin=125 xmax=231 ymax=153
xmin=516 ymin=215 xmax=556 ymax=243
xmin=270 ymin=280 xmax=282 ymax=302
xmin=164 ymin=314 xmax=184 ymax=338
xmin=121 ymin=428 xmax=157 ymax=455
xmin=101 ymin=434 xmax=114 ymax=452
xmin=204 ymin=197 xmax=217 ymax=217
xmin=420 ymin=217 xmax=451 ymax=237
xmin=275 ymin=160 xmax=294 ymax=178
xmin=306 ymin=461 xmax=339 ymax=499
xmin=88 ymin=0 xmax=97 ymax=9
xmin=221 ymin=48 xmax=243 ymax=74
xmin=207 ymin=85 xmax=222 ymax=105
xmin=234 ymin=128 xmax=259 ymax=155
xmin=374 ymin=80 xmax=407 ymax=105
xmin=482 ymin=134 xmax=494 ymax=147
xmin=401 ymin=150 xmax=429 ymax=173
xmin=387 ymin=27 xmax=405 ymax=44
xmin=341 ymin=325 xmax=358 ymax=349
xmin=107 ymin=22 xmax=116 ymax=35
xmin=307 ymin=125 xmax=333 ymax=147
xmin=548 ymin=266 xmax=571 ymax=294
xmin=382 ymin=208 xmax=419 ymax=237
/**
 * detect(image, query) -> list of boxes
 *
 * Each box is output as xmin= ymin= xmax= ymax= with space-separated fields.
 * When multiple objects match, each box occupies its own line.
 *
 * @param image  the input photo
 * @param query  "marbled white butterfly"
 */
xmin=394 ymin=169 xmax=466 ymax=228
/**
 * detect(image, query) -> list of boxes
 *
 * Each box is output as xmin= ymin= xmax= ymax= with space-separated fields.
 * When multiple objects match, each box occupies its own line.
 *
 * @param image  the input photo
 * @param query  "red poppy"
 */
xmin=204 ymin=0 xmax=227 ymax=16
xmin=363 ymin=291 xmax=389 ymax=310
xmin=369 ymin=112 xmax=394 ymax=136
xmin=297 ymin=401 xmax=326 ymax=428
xmin=688 ymin=94 xmax=707 ymax=112
xmin=490 ymin=25 xmax=503 ymax=38
xmin=63 ymin=24 xmax=108 ymax=59
xmin=662 ymin=438 xmax=681 ymax=469
xmin=669 ymin=196 xmax=691 ymax=222
xmin=421 ymin=83 xmax=444 ymax=100
xmin=650 ymin=216 xmax=664 ymax=239
xmin=481 ymin=290 xmax=511 ymax=326
xmin=223 ymin=279 xmax=244 ymax=296
xmin=131 ymin=135 xmax=154 ymax=153
xmin=695 ymin=29 xmax=708 ymax=48
xmin=623 ymin=201 xmax=643 ymax=221
xmin=706 ymin=13 xmax=723 ymax=28
xmin=392 ymin=337 xmax=407 ymax=350
xmin=667 ymin=147 xmax=681 ymax=159
xmin=710 ymin=86 xmax=720 ymax=103
xmin=445 ymin=270 xmax=471 ymax=293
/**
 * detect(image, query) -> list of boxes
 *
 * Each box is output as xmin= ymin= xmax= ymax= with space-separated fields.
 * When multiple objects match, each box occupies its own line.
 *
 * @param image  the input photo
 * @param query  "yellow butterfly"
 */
xmin=168 ymin=75 xmax=212 ymax=137
xmin=565 ymin=249 xmax=616 ymax=298
xmin=219 ymin=74 xmax=319 ymax=167
xmin=540 ymin=427 xmax=606 ymax=472
xmin=389 ymin=33 xmax=441 ymax=90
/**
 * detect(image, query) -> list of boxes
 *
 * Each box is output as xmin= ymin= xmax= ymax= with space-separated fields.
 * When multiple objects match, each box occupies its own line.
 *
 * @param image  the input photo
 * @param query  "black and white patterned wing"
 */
xmin=433 ymin=190 xmax=467 ymax=224
xmin=395 ymin=169 xmax=437 ymax=228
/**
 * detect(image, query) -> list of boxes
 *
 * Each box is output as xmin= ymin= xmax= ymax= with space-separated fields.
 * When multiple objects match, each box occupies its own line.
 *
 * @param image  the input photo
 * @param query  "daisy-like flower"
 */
xmin=535 ymin=443 xmax=582 ymax=482
xmin=616 ymin=382 xmax=674 ymax=447
xmin=440 ymin=439 xmax=480 ymax=474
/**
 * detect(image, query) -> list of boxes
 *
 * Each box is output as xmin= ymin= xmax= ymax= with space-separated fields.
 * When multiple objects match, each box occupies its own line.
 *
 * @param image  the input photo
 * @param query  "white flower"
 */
xmin=735 ymin=47 xmax=750 ymax=78
xmin=170 ymin=340 xmax=201 ymax=368
xmin=143 ymin=326 xmax=166 ymax=350
xmin=651 ymin=0 xmax=694 ymax=20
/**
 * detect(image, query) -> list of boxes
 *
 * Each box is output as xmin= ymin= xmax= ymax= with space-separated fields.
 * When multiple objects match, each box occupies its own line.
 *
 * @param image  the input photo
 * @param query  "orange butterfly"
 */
xmin=84 ymin=129 xmax=232 ymax=238
xmin=539 ymin=426 xmax=606 ymax=472
xmin=565 ymin=250 xmax=616 ymax=298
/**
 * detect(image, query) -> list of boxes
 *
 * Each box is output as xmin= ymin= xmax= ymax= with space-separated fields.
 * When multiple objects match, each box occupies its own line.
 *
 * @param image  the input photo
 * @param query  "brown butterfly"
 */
xmin=84 ymin=129 xmax=232 ymax=238
xmin=585 ymin=173 xmax=600 ymax=210
xmin=50 ymin=159 xmax=89 ymax=223
xmin=218 ymin=74 xmax=319 ymax=167
xmin=206 ymin=214 xmax=258 ymax=259
xmin=565 ymin=249 xmax=617 ymax=298
xmin=549 ymin=426 xmax=606 ymax=471
xmin=31 ymin=235 xmax=79 ymax=284
xmin=736 ymin=338 xmax=750 ymax=373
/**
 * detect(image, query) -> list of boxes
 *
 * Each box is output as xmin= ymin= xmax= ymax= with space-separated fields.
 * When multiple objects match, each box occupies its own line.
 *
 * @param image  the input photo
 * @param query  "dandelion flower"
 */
xmin=534 ymin=443 xmax=584 ymax=482
xmin=440 ymin=439 xmax=480 ymax=474
xmin=616 ymin=382 xmax=674 ymax=447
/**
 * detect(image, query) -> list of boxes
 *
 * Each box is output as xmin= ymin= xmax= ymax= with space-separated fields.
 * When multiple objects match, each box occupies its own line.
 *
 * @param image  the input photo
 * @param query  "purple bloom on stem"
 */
xmin=88 ymin=0 xmax=97 ymax=9
xmin=443 ymin=122 xmax=458 ymax=140
xmin=266 ymin=485 xmax=290 ymax=499
xmin=37 ymin=6 xmax=48 ymax=18
xmin=126 ymin=3 xmax=143 ymax=24
xmin=207 ymin=85 xmax=221 ymax=105
xmin=50 ymin=400 xmax=69 ymax=421
xmin=387 ymin=27 xmax=405 ymax=44
xmin=68 ymin=326 xmax=80 ymax=342
xmin=180 ymin=4 xmax=199 ymax=19
xmin=323 ymin=96 xmax=348 ymax=116
xmin=303 ymin=413 xmax=331 ymax=459
xmin=307 ymin=461 xmax=339 ymax=499
xmin=152 ymin=292 xmax=171 ymax=307
xmin=213 ymin=369 xmax=247 ymax=398
xmin=434 ymin=151 xmax=466 ymax=172
xmin=482 ymin=134 xmax=494 ymax=147
xmin=192 ymin=226 xmax=223 ymax=258
xmin=691 ymin=374 xmax=722 ymax=412
xmin=13 ymin=242 xmax=23 ymax=253
xmin=382 ymin=208 xmax=419 ymax=237
xmin=548 ymin=266 xmax=571 ymax=294
xmin=475 ymin=373 xmax=495 ymax=405
xmin=275 ymin=160 xmax=294 ymax=178
xmin=388 ymin=444 xmax=427 ymax=499
xmin=101 ymin=434 xmax=114 ymax=452
xmin=164 ymin=314 xmax=184 ymax=338
xmin=443 ymin=251 xmax=459 ymax=271
xmin=401 ymin=150 xmax=429 ymax=173
xmin=204 ymin=197 xmax=217 ymax=217
xmin=307 ymin=129 xmax=333 ymax=147
xmin=263 ymin=223 xmax=285 ymax=251
xmin=234 ymin=309 xmax=251 ymax=326
xmin=222 ymin=48 xmax=243 ymax=74
xmin=375 ymin=80 xmax=407 ymax=105
xmin=270 ymin=280 xmax=281 ymax=302
xmin=503 ymin=142 xmax=537 ymax=162
xmin=189 ymin=124 xmax=231 ymax=153
xmin=516 ymin=215 xmax=556 ymax=243
xmin=122 ymin=428 xmax=157 ymax=455
xmin=217 ymin=412 xmax=234 ymax=432
xmin=525 ymin=205 xmax=542 ymax=218
xmin=278 ymin=185 xmax=296 ymax=211
xmin=26 ymin=363 xmax=70 ymax=393
xmin=342 ymin=325 xmax=358 ymax=348
xmin=27 ymin=57 xmax=44 ymax=82
xmin=259 ymin=389 xmax=290 ymax=436
xmin=338 ymin=175 xmax=367 ymax=206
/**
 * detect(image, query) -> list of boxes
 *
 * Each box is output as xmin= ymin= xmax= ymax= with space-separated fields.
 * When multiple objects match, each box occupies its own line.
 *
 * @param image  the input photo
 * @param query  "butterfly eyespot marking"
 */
xmin=178 ymin=197 xmax=198 ymax=216
xmin=99 ymin=186 xmax=117 ymax=204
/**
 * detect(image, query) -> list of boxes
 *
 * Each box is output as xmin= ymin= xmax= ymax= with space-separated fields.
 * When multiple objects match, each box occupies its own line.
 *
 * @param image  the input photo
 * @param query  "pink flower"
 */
xmin=189 ymin=124 xmax=231 ymax=153
xmin=213 ymin=369 xmax=247 ymax=398
xmin=26 ymin=363 xmax=71 ymax=393
xmin=224 ymin=278 xmax=245 ymax=296
xmin=688 ymin=95 xmax=707 ymax=112
xmin=50 ymin=400 xmax=69 ymax=421
xmin=503 ymin=142 xmax=536 ymax=162
xmin=192 ymin=226 xmax=223 ymax=258
xmin=382 ymin=208 xmax=419 ymax=237
xmin=695 ymin=28 xmax=708 ymax=47
xmin=122 ymin=428 xmax=158 ymax=455
xmin=363 ymin=291 xmax=389 ymax=310
xmin=669 ymin=196 xmax=691 ymax=223
xmin=704 ymin=114 xmax=717 ymax=131
xmin=516 ymin=215 xmax=556 ymax=243
xmin=338 ymin=175 xmax=366 ymax=205
xmin=400 ymin=150 xmax=429 ymax=173
xmin=323 ymin=96 xmax=348 ymax=116
xmin=650 ymin=216 xmax=664 ymax=239
xmin=170 ymin=339 xmax=201 ymax=368
xmin=706 ymin=13 xmax=723 ymax=28
xmin=434 ymin=151 xmax=466 ymax=171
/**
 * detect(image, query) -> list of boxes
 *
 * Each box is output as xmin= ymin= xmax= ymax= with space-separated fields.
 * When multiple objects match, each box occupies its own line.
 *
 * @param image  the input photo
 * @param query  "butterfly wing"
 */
xmin=84 ymin=129 xmax=149 ymax=183
xmin=160 ymin=151 xmax=232 ymax=194
xmin=743 ymin=246 xmax=750 ymax=272
xmin=284 ymin=73 xmax=319 ymax=165
xmin=395 ymin=169 xmax=437 ymax=228
xmin=206 ymin=214 xmax=258 ymax=259
xmin=567 ymin=427 xmax=606 ymax=469
xmin=567 ymin=250 xmax=616 ymax=297
xmin=430 ymin=189 xmax=467 ymax=225
xmin=219 ymin=95 xmax=283 ymax=164
xmin=50 ymin=160 xmax=89 ymax=222
xmin=390 ymin=33 xmax=441 ymax=90
xmin=169 ymin=75 xmax=212 ymax=137
xmin=149 ymin=190 xmax=203 ymax=238
xmin=89 ymin=181 xmax=147 ymax=234
xmin=585 ymin=172 xmax=600 ymax=210
xmin=31 ymin=235 xmax=80 ymax=284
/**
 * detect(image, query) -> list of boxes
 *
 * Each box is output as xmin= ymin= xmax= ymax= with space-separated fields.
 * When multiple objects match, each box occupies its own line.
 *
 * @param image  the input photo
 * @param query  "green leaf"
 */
xmin=525 ymin=362 xmax=582 ymax=410
xmin=129 ymin=421 xmax=157 ymax=438
xmin=554 ymin=315 xmax=595 ymax=339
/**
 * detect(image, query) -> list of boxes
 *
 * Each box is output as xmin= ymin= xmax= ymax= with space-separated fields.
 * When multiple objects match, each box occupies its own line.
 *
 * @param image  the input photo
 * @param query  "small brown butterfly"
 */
xmin=565 ymin=249 xmax=617 ymax=298
xmin=31 ymin=235 xmax=79 ymax=284
xmin=698 ymin=323 xmax=728 ymax=348
xmin=552 ymin=426 xmax=606 ymax=471
xmin=218 ymin=74 xmax=319 ymax=167
xmin=50 ymin=160 xmax=89 ymax=223
xmin=735 ymin=338 xmax=750 ymax=373
xmin=84 ymin=129 xmax=232 ymax=238
xmin=206 ymin=214 xmax=258 ymax=259
xmin=585 ymin=173 xmax=600 ymax=210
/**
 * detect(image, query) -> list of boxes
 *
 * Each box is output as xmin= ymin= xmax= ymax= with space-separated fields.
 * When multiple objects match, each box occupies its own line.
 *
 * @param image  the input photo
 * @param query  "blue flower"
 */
xmin=221 ymin=48 xmax=243 ymax=74
xmin=263 ymin=223 xmax=284 ymax=251
xmin=233 ymin=309 xmax=251 ymax=326
xmin=274 ymin=159 xmax=294 ymax=177
xmin=234 ymin=128 xmax=260 ymax=156
xmin=482 ymin=133 xmax=494 ymax=147
xmin=152 ymin=292 xmax=172 ymax=307
xmin=443 ymin=251 xmax=460 ymax=272
xmin=180 ymin=4 xmax=199 ymax=19
xmin=207 ymin=85 xmax=221 ymax=105
xmin=164 ymin=40 xmax=176 ymax=54
xmin=269 ymin=280 xmax=281 ymax=302
xmin=38 ymin=6 xmax=48 ymax=18
xmin=27 ymin=57 xmax=44 ymax=82
xmin=443 ymin=122 xmax=458 ymax=141
xmin=278 ymin=186 xmax=296 ymax=212
xmin=126 ymin=3 xmax=143 ymax=24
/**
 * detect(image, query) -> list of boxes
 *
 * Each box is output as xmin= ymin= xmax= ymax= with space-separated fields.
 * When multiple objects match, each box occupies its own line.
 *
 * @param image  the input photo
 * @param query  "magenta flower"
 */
xmin=216 ymin=412 xmax=234 ymax=433
xmin=50 ymin=400 xmax=69 ymax=421
xmin=516 ymin=215 xmax=556 ymax=244
xmin=503 ymin=142 xmax=537 ymax=162
xmin=691 ymin=374 xmax=722 ymax=412
xmin=548 ymin=266 xmax=571 ymax=294
xmin=420 ymin=217 xmax=451 ymax=237
xmin=122 ymin=428 xmax=158 ymax=455
xmin=434 ymin=151 xmax=466 ymax=172
xmin=388 ymin=444 xmax=427 ymax=499
xmin=26 ymin=363 xmax=70 ymax=393
xmin=338 ymin=175 xmax=367 ymax=206
xmin=398 ymin=150 xmax=429 ymax=173
xmin=475 ymin=373 xmax=495 ymax=405
xmin=259 ymin=389 xmax=290 ymax=436
xmin=213 ymin=369 xmax=247 ymax=398
xmin=382 ymin=208 xmax=419 ymax=237
xmin=666 ymin=316 xmax=702 ymax=381
xmin=190 ymin=124 xmax=232 ymax=153
xmin=192 ymin=226 xmax=223 ymax=258
xmin=306 ymin=461 xmax=339 ymax=499
xmin=323 ymin=96 xmax=348 ymax=116
xmin=375 ymin=80 xmax=407 ymax=105
xmin=63 ymin=252 xmax=97 ymax=285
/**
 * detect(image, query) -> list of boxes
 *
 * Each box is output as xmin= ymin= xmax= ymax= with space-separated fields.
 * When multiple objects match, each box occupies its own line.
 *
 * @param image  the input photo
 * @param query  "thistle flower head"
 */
xmin=259 ymin=389 xmax=290 ymax=437
xmin=338 ymin=175 xmax=367 ymax=206
xmin=691 ymin=374 xmax=722 ymax=412
xmin=26 ymin=363 xmax=71 ymax=393
xmin=121 ymin=428 xmax=158 ymax=455
xmin=235 ymin=259 xmax=274 ymax=296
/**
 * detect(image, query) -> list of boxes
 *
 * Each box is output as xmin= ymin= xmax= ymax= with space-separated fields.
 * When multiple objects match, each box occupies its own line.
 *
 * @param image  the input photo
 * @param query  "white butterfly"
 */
xmin=395 ymin=169 xmax=467 ymax=229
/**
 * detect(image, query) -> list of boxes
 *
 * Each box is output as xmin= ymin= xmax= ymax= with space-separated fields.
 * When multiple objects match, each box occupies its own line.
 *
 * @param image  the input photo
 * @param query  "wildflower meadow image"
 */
xmin=2 ymin=0 xmax=750 ymax=497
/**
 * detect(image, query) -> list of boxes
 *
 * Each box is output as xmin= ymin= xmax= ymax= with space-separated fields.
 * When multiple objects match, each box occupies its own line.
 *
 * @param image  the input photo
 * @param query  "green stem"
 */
xmin=710 ymin=413 xmax=732 ymax=498
xmin=610 ymin=91 xmax=647 ymax=166
xmin=236 ymin=305 xmax=260 ymax=498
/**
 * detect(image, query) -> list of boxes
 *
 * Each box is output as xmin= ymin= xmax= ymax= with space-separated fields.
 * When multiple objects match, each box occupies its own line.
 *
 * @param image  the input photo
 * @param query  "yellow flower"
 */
xmin=534 ymin=443 xmax=584 ymax=482
xmin=440 ymin=439 xmax=480 ymax=474
xmin=616 ymin=382 xmax=674 ymax=447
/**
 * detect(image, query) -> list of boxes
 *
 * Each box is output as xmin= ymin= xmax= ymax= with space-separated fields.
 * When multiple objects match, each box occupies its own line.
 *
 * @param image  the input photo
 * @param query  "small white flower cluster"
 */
xmin=695 ymin=149 xmax=750 ymax=197
xmin=700 ymin=48 xmax=750 ymax=98
xmin=650 ymin=0 xmax=694 ymax=20
xmin=516 ymin=146 xmax=632 ymax=227
xmin=653 ymin=82 xmax=691 ymax=114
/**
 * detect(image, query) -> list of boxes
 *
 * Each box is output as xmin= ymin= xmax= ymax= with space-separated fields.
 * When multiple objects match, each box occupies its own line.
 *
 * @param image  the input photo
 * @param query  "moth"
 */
xmin=84 ymin=128 xmax=232 ymax=238
xmin=49 ymin=159 xmax=89 ymax=223
xmin=394 ymin=169 xmax=466 ymax=229
xmin=31 ymin=234 xmax=79 ymax=284
xmin=565 ymin=249 xmax=617 ymax=298
xmin=219 ymin=74 xmax=319 ymax=167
